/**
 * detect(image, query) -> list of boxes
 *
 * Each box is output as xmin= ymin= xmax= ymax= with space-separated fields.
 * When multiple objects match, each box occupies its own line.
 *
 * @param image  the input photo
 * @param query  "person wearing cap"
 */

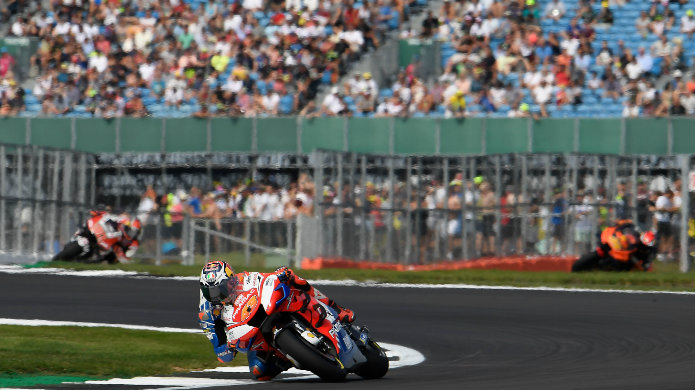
xmin=321 ymin=86 xmax=348 ymax=116
xmin=680 ymin=9 xmax=695 ymax=34
xmin=358 ymin=71 xmax=378 ymax=99
xmin=344 ymin=72 xmax=362 ymax=96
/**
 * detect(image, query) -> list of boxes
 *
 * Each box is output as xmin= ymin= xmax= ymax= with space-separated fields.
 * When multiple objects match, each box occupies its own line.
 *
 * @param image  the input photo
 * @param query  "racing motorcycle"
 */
xmin=222 ymin=274 xmax=389 ymax=381
xmin=52 ymin=212 xmax=126 ymax=263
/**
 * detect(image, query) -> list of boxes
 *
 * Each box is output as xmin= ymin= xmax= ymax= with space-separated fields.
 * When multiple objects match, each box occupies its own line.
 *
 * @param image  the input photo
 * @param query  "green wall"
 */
xmin=0 ymin=117 xmax=693 ymax=156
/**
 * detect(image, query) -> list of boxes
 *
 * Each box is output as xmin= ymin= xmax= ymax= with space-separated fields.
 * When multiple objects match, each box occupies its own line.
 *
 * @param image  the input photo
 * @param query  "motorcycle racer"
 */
xmin=197 ymin=261 xmax=355 ymax=380
xmin=52 ymin=211 xmax=141 ymax=263
xmin=572 ymin=219 xmax=656 ymax=272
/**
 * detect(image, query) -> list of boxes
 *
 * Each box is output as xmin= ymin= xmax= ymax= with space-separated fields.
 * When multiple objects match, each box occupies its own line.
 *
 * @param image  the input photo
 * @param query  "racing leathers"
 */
xmin=61 ymin=211 xmax=139 ymax=263
xmin=573 ymin=219 xmax=656 ymax=272
xmin=197 ymin=267 xmax=354 ymax=380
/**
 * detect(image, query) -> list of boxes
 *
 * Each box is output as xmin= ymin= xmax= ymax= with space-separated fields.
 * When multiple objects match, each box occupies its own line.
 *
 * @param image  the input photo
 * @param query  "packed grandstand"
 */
xmin=0 ymin=0 xmax=694 ymax=118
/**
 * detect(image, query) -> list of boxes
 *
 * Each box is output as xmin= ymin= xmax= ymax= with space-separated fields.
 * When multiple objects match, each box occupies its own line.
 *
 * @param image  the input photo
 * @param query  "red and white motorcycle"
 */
xmin=222 ymin=274 xmax=389 ymax=381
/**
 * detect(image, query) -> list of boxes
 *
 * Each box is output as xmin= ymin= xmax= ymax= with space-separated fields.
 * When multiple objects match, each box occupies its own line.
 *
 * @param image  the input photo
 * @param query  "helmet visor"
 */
xmin=202 ymin=277 xmax=239 ymax=304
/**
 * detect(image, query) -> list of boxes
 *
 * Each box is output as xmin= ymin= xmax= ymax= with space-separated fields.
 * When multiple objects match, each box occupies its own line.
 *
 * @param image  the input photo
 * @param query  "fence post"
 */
xmin=244 ymin=219 xmax=251 ymax=266
xmin=679 ymin=155 xmax=690 ymax=272
xmin=32 ymin=148 xmax=44 ymax=255
xmin=204 ymin=219 xmax=210 ymax=262
xmin=188 ymin=215 xmax=196 ymax=265
xmin=15 ymin=147 xmax=23 ymax=252
xmin=460 ymin=156 xmax=468 ymax=260
xmin=0 ymin=145 xmax=5 ymax=251
xmin=286 ymin=219 xmax=294 ymax=267
xmin=155 ymin=215 xmax=162 ymax=266
xmin=494 ymin=154 xmax=502 ymax=256
xmin=336 ymin=153 xmax=344 ymax=258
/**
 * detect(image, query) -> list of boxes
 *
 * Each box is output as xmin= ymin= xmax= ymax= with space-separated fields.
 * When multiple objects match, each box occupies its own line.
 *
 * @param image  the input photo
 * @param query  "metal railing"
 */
xmin=310 ymin=151 xmax=695 ymax=271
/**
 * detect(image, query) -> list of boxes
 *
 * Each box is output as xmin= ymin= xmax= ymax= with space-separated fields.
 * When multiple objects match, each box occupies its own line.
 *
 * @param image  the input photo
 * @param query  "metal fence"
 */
xmin=0 ymin=145 xmax=96 ymax=262
xmin=0 ymin=142 xmax=693 ymax=272
xmin=310 ymin=151 xmax=695 ymax=271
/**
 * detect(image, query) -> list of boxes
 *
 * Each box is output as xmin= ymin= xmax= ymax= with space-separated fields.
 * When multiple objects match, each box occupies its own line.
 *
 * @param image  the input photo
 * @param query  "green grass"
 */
xmin=42 ymin=256 xmax=695 ymax=292
xmin=0 ymin=325 xmax=248 ymax=386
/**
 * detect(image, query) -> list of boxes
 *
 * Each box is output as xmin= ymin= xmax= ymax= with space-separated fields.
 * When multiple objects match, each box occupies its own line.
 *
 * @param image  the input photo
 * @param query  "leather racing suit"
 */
xmin=197 ymin=267 xmax=353 ymax=380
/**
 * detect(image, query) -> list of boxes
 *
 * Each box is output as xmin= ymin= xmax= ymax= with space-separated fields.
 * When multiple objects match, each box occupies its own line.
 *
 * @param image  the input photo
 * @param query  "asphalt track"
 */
xmin=0 ymin=272 xmax=693 ymax=389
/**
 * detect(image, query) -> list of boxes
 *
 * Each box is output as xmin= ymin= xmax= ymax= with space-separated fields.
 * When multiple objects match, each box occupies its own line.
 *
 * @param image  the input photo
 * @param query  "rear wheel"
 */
xmin=572 ymin=251 xmax=600 ymax=272
xmin=354 ymin=340 xmax=389 ymax=379
xmin=52 ymin=242 xmax=82 ymax=261
xmin=275 ymin=328 xmax=347 ymax=382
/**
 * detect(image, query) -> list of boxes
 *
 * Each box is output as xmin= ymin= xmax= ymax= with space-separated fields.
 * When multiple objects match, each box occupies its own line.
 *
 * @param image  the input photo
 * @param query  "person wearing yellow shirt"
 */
xmin=448 ymin=90 xmax=466 ymax=117
xmin=210 ymin=50 xmax=230 ymax=73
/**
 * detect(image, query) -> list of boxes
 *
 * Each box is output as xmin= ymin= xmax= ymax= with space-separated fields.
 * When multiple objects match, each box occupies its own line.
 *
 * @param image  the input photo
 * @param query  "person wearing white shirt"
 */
xmin=242 ymin=0 xmax=263 ymax=10
xmin=533 ymin=80 xmax=553 ymax=117
xmin=53 ymin=19 xmax=72 ymax=36
xmin=470 ymin=19 xmax=487 ymax=38
xmin=680 ymin=11 xmax=695 ymax=34
xmin=224 ymin=14 xmax=243 ymax=32
xmin=523 ymin=70 xmax=542 ymax=90
xmin=384 ymin=97 xmax=404 ymax=116
xmin=82 ymin=19 xmax=99 ymax=39
xmin=544 ymin=0 xmax=565 ymax=21
xmin=135 ymin=28 xmax=153 ymax=52
xmin=357 ymin=73 xmax=378 ymax=98
xmin=139 ymin=61 xmax=156 ymax=82
xmin=340 ymin=28 xmax=364 ymax=52
xmin=560 ymin=38 xmax=579 ymax=56
xmin=622 ymin=101 xmax=640 ymax=117
xmin=140 ymin=10 xmax=157 ymax=28
xmin=11 ymin=18 xmax=25 ymax=36
xmin=625 ymin=59 xmax=643 ymax=80
xmin=463 ymin=0 xmax=484 ymax=16
xmin=223 ymin=75 xmax=244 ymax=94
xmin=531 ymin=80 xmax=551 ymax=105
xmin=88 ymin=51 xmax=108 ymax=73
xmin=321 ymin=87 xmax=346 ymax=115
xmin=261 ymin=90 xmax=280 ymax=115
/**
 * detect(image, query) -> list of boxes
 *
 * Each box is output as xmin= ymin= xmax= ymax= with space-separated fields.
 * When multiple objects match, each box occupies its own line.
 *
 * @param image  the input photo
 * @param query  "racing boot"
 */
xmin=327 ymin=299 xmax=355 ymax=324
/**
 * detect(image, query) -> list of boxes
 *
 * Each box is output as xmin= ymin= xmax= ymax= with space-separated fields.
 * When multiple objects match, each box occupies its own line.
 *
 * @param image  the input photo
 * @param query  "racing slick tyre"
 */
xmin=275 ymin=328 xmax=347 ymax=382
xmin=354 ymin=340 xmax=389 ymax=379
xmin=52 ymin=242 xmax=82 ymax=261
xmin=572 ymin=252 xmax=601 ymax=272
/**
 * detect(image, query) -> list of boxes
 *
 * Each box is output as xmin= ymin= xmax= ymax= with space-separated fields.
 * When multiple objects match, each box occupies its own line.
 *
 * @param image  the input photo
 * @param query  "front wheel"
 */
xmin=274 ymin=328 xmax=347 ymax=382
xmin=354 ymin=340 xmax=389 ymax=379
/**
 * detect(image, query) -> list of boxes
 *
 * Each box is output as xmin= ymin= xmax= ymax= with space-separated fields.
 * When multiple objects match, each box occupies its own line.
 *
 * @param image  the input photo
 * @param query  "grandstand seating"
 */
xmin=1 ymin=0 xmax=693 ymax=118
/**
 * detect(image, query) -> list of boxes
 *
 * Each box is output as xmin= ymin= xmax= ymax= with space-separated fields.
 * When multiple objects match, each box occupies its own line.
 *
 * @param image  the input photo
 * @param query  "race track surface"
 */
xmin=0 ymin=272 xmax=693 ymax=389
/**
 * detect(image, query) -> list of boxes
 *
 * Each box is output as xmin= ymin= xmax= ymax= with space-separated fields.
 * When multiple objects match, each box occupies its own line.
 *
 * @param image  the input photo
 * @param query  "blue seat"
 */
xmin=379 ymin=88 xmax=393 ymax=99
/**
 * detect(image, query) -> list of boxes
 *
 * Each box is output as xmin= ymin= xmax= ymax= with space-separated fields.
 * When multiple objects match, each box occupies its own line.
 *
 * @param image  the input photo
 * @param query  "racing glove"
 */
xmin=275 ymin=267 xmax=294 ymax=283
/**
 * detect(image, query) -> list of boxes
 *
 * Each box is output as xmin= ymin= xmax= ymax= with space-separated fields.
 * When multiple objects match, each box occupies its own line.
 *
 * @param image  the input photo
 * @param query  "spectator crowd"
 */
xmin=132 ymin=169 xmax=689 ymax=262
xmin=0 ymin=0 xmax=693 ymax=118
xmin=334 ymin=0 xmax=695 ymax=118
xmin=0 ymin=0 xmax=423 ymax=118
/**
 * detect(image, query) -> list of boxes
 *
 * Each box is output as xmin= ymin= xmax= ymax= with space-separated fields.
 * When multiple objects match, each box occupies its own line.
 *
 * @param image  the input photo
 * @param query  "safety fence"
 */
xmin=0 ymin=140 xmax=693 ymax=271
xmin=307 ymin=151 xmax=694 ymax=271
xmin=1 ymin=117 xmax=694 ymax=156
xmin=0 ymin=144 xmax=96 ymax=263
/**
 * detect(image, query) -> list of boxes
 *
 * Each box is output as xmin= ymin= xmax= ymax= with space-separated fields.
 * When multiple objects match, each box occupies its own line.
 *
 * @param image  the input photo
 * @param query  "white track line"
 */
xmin=0 ymin=318 xmax=424 ymax=390
xmin=0 ymin=265 xmax=692 ymax=294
